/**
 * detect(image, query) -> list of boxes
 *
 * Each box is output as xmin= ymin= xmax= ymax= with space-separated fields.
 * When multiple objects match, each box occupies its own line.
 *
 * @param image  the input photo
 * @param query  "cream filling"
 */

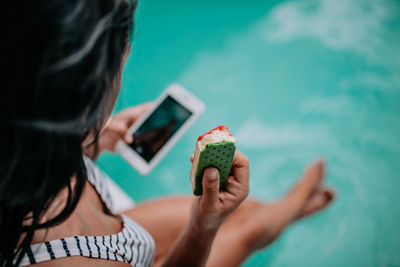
xmin=197 ymin=129 xmax=236 ymax=151
xmin=190 ymin=129 xmax=236 ymax=191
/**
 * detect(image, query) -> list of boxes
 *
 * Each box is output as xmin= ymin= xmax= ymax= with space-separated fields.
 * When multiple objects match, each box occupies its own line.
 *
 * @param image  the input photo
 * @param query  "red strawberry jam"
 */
xmin=197 ymin=125 xmax=233 ymax=141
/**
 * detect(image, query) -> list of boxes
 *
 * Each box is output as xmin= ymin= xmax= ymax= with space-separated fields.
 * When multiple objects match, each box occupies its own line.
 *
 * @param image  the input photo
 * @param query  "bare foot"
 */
xmin=242 ymin=160 xmax=335 ymax=252
xmin=283 ymin=160 xmax=335 ymax=221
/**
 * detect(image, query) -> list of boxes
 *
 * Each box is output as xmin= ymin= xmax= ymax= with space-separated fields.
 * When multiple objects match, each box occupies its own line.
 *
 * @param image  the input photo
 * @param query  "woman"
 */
xmin=1 ymin=0 xmax=334 ymax=266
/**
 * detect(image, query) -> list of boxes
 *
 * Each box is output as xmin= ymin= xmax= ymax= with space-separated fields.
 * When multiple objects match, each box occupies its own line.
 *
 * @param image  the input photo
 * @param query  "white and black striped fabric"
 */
xmin=17 ymin=157 xmax=155 ymax=266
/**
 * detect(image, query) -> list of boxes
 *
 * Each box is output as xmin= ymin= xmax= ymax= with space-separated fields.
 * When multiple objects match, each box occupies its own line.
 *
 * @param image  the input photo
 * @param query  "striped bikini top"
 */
xmin=17 ymin=157 xmax=155 ymax=267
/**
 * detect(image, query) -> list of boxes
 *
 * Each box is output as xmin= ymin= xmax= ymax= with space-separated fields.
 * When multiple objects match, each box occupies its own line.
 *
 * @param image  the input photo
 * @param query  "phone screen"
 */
xmin=129 ymin=96 xmax=193 ymax=162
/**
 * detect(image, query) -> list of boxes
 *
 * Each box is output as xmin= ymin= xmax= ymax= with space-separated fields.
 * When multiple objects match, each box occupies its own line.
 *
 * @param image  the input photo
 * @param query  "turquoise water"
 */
xmin=98 ymin=0 xmax=400 ymax=266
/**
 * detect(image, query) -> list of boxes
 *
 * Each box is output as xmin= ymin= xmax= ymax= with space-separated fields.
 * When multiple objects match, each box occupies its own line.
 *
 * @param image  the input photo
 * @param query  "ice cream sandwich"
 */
xmin=190 ymin=126 xmax=236 ymax=195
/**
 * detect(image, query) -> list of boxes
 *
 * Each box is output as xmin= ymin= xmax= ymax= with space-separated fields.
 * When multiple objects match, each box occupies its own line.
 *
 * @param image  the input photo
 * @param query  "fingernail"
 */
xmin=206 ymin=169 xmax=218 ymax=181
xmin=125 ymin=134 xmax=133 ymax=144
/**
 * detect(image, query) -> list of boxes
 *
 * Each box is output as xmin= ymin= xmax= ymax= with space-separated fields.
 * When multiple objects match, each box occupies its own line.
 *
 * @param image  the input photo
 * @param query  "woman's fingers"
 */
xmin=119 ymin=102 xmax=153 ymax=126
xmin=106 ymin=120 xmax=127 ymax=135
xmin=223 ymin=175 xmax=242 ymax=197
xmin=103 ymin=102 xmax=153 ymax=147
xmin=104 ymin=120 xmax=133 ymax=144
xmin=201 ymin=168 xmax=221 ymax=209
xmin=221 ymin=150 xmax=249 ymax=200
xmin=124 ymin=133 xmax=134 ymax=144
xmin=231 ymin=150 xmax=250 ymax=185
xmin=190 ymin=152 xmax=251 ymax=233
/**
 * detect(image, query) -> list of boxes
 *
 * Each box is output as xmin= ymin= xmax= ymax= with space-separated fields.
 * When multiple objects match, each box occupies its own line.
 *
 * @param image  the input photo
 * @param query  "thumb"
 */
xmin=202 ymin=167 xmax=220 ymax=205
xmin=124 ymin=133 xmax=134 ymax=144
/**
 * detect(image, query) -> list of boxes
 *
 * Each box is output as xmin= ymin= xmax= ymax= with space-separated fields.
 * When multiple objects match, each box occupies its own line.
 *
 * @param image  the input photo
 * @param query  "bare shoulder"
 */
xmin=28 ymin=256 xmax=130 ymax=267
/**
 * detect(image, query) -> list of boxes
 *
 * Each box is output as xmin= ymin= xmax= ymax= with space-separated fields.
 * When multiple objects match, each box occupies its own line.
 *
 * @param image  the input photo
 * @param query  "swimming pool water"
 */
xmin=98 ymin=0 xmax=400 ymax=266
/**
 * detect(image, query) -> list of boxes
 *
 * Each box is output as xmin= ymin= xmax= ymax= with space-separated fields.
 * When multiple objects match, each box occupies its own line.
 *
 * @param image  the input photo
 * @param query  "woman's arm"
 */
xmin=162 ymin=151 xmax=250 ymax=267
xmin=162 ymin=219 xmax=218 ymax=267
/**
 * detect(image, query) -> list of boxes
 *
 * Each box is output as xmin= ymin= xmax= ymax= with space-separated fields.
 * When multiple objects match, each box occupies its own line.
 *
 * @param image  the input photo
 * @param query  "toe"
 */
xmin=298 ymin=188 xmax=335 ymax=219
xmin=304 ymin=159 xmax=325 ymax=184
xmin=286 ymin=159 xmax=326 ymax=203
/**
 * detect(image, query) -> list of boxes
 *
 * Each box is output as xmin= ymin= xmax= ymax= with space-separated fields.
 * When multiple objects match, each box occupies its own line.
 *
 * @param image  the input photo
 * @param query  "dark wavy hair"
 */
xmin=0 ymin=0 xmax=136 ymax=265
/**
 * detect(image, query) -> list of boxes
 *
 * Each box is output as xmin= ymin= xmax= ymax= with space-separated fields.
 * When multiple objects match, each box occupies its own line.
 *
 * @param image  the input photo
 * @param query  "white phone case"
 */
xmin=116 ymin=84 xmax=205 ymax=175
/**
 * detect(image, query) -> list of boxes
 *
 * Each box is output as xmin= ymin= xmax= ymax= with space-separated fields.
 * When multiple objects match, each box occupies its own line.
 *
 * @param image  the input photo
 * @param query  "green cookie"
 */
xmin=193 ymin=141 xmax=236 ymax=195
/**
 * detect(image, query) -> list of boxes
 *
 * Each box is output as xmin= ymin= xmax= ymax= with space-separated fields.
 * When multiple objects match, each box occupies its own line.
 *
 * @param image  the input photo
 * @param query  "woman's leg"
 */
xmin=123 ymin=196 xmax=193 ymax=264
xmin=123 ymin=161 xmax=334 ymax=267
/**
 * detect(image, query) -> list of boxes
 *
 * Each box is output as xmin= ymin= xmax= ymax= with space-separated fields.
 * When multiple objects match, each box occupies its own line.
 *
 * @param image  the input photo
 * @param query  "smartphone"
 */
xmin=116 ymin=84 xmax=205 ymax=175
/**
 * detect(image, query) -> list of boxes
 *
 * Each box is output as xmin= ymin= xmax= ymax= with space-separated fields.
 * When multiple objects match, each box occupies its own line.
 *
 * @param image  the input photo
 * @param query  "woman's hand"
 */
xmin=83 ymin=102 xmax=152 ymax=159
xmin=190 ymin=150 xmax=250 ymax=232
xmin=161 ymin=151 xmax=250 ymax=267
xmin=98 ymin=102 xmax=152 ymax=152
